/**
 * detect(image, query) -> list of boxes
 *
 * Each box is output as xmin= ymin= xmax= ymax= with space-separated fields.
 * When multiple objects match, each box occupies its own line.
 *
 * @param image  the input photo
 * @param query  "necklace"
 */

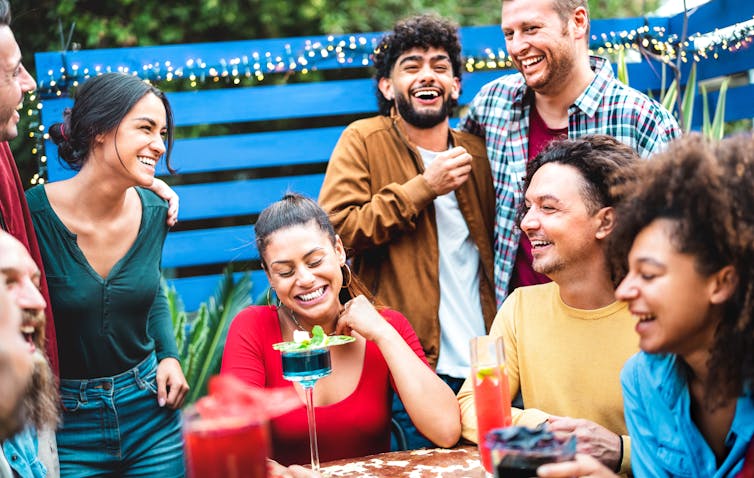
xmin=284 ymin=307 xmax=337 ymax=336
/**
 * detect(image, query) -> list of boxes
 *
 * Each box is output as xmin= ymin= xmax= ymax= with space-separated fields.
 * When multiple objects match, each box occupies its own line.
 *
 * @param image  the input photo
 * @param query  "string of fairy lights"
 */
xmin=25 ymin=17 xmax=754 ymax=185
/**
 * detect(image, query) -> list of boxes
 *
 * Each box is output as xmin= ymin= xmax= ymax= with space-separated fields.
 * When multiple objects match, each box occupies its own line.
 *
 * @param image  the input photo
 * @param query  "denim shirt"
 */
xmin=2 ymin=427 xmax=46 ymax=478
xmin=622 ymin=352 xmax=754 ymax=477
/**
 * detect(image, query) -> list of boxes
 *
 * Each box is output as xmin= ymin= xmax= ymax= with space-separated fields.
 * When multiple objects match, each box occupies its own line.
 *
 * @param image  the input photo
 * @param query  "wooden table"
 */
xmin=320 ymin=445 xmax=487 ymax=477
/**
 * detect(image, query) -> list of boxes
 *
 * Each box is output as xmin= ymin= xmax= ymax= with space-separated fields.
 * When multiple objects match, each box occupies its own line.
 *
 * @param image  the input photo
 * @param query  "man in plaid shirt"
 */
xmin=460 ymin=0 xmax=681 ymax=304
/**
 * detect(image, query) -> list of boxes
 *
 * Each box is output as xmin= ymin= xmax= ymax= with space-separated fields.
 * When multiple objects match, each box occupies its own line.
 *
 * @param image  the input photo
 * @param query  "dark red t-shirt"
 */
xmin=0 ymin=142 xmax=59 ymax=375
xmin=508 ymin=104 xmax=567 ymax=293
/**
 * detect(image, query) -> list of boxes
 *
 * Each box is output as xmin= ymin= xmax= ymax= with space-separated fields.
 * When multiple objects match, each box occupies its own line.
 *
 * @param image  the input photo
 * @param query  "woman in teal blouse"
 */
xmin=25 ymin=73 xmax=188 ymax=477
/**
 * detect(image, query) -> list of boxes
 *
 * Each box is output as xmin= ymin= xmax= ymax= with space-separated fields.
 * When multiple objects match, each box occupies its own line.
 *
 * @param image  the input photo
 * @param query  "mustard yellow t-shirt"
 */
xmin=457 ymin=282 xmax=638 ymax=473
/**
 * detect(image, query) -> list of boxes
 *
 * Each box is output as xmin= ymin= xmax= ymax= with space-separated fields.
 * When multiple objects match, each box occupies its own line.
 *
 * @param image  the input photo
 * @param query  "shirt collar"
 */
xmin=571 ymin=56 xmax=613 ymax=117
xmin=512 ymin=55 xmax=612 ymax=115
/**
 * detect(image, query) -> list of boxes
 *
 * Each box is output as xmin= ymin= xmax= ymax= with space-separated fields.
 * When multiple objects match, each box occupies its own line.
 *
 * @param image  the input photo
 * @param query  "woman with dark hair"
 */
xmin=538 ymin=133 xmax=754 ymax=478
xmin=221 ymin=193 xmax=461 ymax=466
xmin=24 ymin=73 xmax=188 ymax=477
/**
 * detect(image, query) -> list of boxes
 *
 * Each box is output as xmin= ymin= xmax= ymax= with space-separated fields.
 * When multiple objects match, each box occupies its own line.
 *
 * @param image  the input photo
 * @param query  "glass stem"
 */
xmin=304 ymin=383 xmax=320 ymax=472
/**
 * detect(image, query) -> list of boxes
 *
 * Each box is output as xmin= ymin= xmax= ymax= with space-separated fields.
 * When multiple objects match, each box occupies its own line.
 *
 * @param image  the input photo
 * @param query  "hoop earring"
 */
xmin=266 ymin=287 xmax=277 ymax=306
xmin=341 ymin=264 xmax=352 ymax=289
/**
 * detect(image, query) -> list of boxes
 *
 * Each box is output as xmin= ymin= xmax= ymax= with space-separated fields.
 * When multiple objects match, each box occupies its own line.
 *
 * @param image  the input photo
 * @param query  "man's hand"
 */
xmin=547 ymin=416 xmax=622 ymax=471
xmin=537 ymin=454 xmax=618 ymax=478
xmin=155 ymin=357 xmax=189 ymax=409
xmin=422 ymin=146 xmax=472 ymax=196
xmin=148 ymin=178 xmax=179 ymax=227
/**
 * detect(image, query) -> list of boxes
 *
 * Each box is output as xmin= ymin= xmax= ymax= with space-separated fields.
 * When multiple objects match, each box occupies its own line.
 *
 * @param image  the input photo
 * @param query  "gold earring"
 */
xmin=341 ymin=264 xmax=352 ymax=289
xmin=266 ymin=287 xmax=276 ymax=306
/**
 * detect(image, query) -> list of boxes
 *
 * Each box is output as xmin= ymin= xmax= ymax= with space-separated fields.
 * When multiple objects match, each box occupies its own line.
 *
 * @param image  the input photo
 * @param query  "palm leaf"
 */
xmin=701 ymin=83 xmax=712 ymax=137
xmin=617 ymin=49 xmax=630 ymax=85
xmin=710 ymin=78 xmax=730 ymax=141
xmin=185 ymin=269 xmax=252 ymax=405
xmin=680 ymin=63 xmax=697 ymax=133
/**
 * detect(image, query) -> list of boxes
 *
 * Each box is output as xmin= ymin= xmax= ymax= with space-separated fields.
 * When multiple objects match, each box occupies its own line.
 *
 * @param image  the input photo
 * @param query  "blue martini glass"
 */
xmin=281 ymin=347 xmax=332 ymax=471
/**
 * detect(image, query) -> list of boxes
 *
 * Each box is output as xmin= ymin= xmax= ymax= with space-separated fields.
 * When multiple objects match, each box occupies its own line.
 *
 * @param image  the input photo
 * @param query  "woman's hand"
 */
xmin=156 ymin=357 xmax=189 ymax=409
xmin=335 ymin=295 xmax=391 ymax=341
xmin=148 ymin=178 xmax=179 ymax=227
xmin=537 ymin=454 xmax=618 ymax=477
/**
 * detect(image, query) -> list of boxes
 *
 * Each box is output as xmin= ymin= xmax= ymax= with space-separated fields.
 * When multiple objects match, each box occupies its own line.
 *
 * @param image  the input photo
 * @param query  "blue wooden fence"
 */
xmin=34 ymin=0 xmax=754 ymax=310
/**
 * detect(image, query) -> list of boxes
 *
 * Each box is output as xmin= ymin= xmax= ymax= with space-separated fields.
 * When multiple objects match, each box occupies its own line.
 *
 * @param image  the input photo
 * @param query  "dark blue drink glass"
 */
xmin=281 ymin=346 xmax=332 ymax=471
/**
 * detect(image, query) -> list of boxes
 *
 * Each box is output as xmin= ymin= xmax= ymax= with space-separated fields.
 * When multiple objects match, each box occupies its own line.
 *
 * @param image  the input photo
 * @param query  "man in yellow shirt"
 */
xmin=457 ymin=135 xmax=639 ymax=475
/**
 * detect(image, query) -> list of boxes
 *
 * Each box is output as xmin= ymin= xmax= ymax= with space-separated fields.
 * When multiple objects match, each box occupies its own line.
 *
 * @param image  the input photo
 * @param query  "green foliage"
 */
xmin=616 ymin=53 xmax=727 ymax=138
xmin=701 ymin=77 xmax=730 ymax=141
xmin=165 ymin=267 xmax=252 ymax=406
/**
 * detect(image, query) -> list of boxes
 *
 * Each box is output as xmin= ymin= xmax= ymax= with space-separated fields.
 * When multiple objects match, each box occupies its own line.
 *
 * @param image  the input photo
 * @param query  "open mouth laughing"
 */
xmin=296 ymin=286 xmax=327 ymax=302
xmin=520 ymin=56 xmax=544 ymax=70
xmin=138 ymin=156 xmax=157 ymax=167
xmin=411 ymin=87 xmax=442 ymax=102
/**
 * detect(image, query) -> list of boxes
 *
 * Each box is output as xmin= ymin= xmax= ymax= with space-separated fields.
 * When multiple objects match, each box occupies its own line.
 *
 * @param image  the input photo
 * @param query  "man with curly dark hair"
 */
xmin=457 ymin=135 xmax=639 ymax=475
xmin=319 ymin=14 xmax=496 ymax=449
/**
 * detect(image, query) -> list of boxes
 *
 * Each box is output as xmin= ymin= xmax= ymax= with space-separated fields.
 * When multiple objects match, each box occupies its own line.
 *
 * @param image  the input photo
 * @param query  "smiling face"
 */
xmin=520 ymin=162 xmax=610 ymax=280
xmin=96 ymin=92 xmax=167 ymax=186
xmin=501 ymin=0 xmax=584 ymax=96
xmin=0 ymin=25 xmax=36 ymax=141
xmin=615 ymin=219 xmax=732 ymax=359
xmin=378 ymin=46 xmax=460 ymax=129
xmin=263 ymin=221 xmax=346 ymax=327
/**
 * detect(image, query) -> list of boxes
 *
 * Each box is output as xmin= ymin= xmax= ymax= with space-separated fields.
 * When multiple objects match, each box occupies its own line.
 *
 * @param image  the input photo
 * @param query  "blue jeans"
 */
xmin=57 ymin=353 xmax=185 ymax=477
xmin=391 ymin=374 xmax=465 ymax=450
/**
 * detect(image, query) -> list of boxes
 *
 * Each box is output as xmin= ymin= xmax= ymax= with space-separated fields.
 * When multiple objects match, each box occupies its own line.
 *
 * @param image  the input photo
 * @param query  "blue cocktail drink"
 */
xmin=281 ymin=347 xmax=332 ymax=387
xmin=275 ymin=326 xmax=352 ymax=472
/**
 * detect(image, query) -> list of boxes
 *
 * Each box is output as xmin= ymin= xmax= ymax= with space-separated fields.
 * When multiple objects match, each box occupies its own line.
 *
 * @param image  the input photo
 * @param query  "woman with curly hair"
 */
xmin=538 ymin=133 xmax=754 ymax=478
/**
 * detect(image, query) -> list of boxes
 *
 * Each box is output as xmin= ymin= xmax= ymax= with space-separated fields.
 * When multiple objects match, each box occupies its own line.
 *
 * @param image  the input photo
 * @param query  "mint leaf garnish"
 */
xmin=311 ymin=325 xmax=326 ymax=346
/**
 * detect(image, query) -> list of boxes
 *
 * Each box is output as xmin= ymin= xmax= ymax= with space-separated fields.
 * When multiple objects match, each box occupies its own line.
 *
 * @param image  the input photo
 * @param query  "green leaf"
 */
xmin=680 ymin=63 xmax=697 ymax=133
xmin=311 ymin=325 xmax=326 ymax=346
xmin=711 ymin=78 xmax=730 ymax=141
xmin=661 ymin=80 xmax=678 ymax=112
xmin=616 ymin=49 xmax=629 ymax=86
xmin=185 ymin=268 xmax=252 ymax=405
xmin=701 ymin=83 xmax=712 ymax=137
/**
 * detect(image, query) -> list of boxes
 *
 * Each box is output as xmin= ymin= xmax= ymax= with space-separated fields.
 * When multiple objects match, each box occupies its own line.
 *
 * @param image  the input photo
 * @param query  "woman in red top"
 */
xmin=221 ymin=193 xmax=461 ymax=466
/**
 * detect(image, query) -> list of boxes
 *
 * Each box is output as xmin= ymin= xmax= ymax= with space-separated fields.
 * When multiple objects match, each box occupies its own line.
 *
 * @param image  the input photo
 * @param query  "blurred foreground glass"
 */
xmin=487 ymin=425 xmax=577 ymax=478
xmin=183 ymin=375 xmax=300 ymax=478
xmin=470 ymin=335 xmax=512 ymax=474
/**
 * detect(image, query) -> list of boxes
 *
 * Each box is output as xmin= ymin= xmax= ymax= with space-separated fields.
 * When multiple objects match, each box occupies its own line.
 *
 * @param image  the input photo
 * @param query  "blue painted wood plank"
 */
xmin=34 ymin=16 xmax=674 ymax=87
xmin=166 ymin=270 xmax=269 ymax=311
xmin=668 ymin=0 xmax=754 ymax=43
xmin=163 ymin=225 xmax=257 ymax=268
xmin=172 ymin=174 xmax=324 ymax=221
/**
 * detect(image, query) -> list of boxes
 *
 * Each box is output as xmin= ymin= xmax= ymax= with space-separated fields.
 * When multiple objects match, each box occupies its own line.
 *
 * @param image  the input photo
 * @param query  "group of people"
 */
xmin=1 ymin=0 xmax=753 ymax=477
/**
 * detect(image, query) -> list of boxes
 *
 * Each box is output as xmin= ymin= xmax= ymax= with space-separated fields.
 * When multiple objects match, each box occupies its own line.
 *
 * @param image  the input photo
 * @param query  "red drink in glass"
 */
xmin=470 ymin=335 xmax=512 ymax=474
xmin=473 ymin=365 xmax=512 ymax=473
xmin=184 ymin=413 xmax=269 ymax=478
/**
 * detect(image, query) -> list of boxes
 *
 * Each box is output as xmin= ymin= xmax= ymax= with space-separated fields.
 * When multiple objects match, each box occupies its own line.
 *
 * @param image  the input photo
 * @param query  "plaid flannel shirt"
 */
xmin=460 ymin=56 xmax=681 ymax=305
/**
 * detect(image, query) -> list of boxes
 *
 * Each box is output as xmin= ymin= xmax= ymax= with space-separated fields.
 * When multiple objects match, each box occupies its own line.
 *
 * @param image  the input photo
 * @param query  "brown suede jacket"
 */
xmin=319 ymin=113 xmax=497 ymax=367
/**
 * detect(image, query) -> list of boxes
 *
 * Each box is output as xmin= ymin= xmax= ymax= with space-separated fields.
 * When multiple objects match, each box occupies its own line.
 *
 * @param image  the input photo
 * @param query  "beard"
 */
xmin=21 ymin=309 xmax=60 ymax=430
xmin=0 ymin=103 xmax=18 ymax=142
xmin=0 ymin=353 xmax=29 ymax=440
xmin=395 ymin=92 xmax=453 ymax=129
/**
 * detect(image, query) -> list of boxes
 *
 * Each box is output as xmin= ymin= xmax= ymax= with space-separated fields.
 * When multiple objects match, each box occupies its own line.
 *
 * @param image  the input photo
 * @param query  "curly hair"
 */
xmin=372 ymin=14 xmax=462 ymax=116
xmin=611 ymin=133 xmax=754 ymax=406
xmin=520 ymin=135 xmax=639 ymax=216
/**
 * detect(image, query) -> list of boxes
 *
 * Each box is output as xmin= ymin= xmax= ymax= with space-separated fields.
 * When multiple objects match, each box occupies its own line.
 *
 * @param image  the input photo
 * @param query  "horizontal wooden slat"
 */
xmin=163 ymin=225 xmax=256 ymax=268
xmin=165 ymin=270 xmax=269 ymax=311
xmin=172 ymin=174 xmax=324 ymax=221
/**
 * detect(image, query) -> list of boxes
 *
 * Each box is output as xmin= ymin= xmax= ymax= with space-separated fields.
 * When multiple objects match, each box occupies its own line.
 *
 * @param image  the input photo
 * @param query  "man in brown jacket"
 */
xmin=319 ymin=14 xmax=496 ymax=449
